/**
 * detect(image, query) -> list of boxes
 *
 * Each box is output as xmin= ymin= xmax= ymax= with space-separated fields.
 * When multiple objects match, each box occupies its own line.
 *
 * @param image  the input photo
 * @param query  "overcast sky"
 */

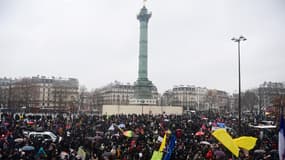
xmin=0 ymin=0 xmax=284 ymax=93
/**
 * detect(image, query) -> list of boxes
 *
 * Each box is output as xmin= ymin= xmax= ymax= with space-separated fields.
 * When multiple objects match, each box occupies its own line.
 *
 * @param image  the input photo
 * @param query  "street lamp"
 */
xmin=232 ymin=35 xmax=246 ymax=136
xmin=141 ymin=99 xmax=145 ymax=114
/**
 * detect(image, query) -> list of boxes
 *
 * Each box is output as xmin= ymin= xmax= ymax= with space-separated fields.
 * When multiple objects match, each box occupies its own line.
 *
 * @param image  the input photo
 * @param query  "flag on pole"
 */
xmin=159 ymin=134 xmax=167 ymax=152
xmin=151 ymin=151 xmax=163 ymax=160
xmin=163 ymin=134 xmax=176 ymax=160
xmin=279 ymin=115 xmax=285 ymax=160
xmin=212 ymin=129 xmax=239 ymax=157
xmin=233 ymin=136 xmax=257 ymax=151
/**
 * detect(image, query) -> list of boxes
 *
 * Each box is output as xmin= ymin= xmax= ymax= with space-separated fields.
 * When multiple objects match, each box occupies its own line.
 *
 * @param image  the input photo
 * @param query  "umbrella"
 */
xmin=60 ymin=151 xmax=69 ymax=159
xmin=108 ymin=124 xmax=115 ymax=131
xmin=113 ymin=133 xmax=120 ymax=137
xmin=254 ymin=149 xmax=266 ymax=153
xmin=270 ymin=149 xmax=278 ymax=153
xmin=35 ymin=127 xmax=44 ymax=132
xmin=214 ymin=150 xmax=226 ymax=159
xmin=201 ymin=116 xmax=208 ymax=120
xmin=64 ymin=124 xmax=70 ymax=130
xmin=27 ymin=121 xmax=34 ymax=125
xmin=102 ymin=152 xmax=113 ymax=157
xmin=118 ymin=123 xmax=126 ymax=128
xmin=200 ymin=141 xmax=211 ymax=145
xmin=96 ymin=131 xmax=104 ymax=135
xmin=14 ymin=138 xmax=24 ymax=143
xmin=94 ymin=136 xmax=103 ymax=140
xmin=113 ymin=124 xmax=124 ymax=133
xmin=22 ymin=145 xmax=35 ymax=151
xmin=195 ymin=131 xmax=205 ymax=136
xmin=217 ymin=122 xmax=225 ymax=128
xmin=20 ymin=126 xmax=27 ymax=129
xmin=85 ymin=137 xmax=96 ymax=141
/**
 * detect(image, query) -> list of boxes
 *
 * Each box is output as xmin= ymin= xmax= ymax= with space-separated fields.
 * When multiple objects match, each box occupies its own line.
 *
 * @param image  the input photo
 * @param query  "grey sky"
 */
xmin=0 ymin=0 xmax=284 ymax=93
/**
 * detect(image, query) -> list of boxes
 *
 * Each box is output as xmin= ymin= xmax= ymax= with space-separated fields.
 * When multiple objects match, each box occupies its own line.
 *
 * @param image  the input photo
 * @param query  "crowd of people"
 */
xmin=0 ymin=111 xmax=279 ymax=160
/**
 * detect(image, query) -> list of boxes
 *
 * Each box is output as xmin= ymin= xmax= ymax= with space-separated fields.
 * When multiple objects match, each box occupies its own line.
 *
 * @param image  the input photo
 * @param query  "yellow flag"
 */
xmin=212 ymin=129 xmax=239 ymax=157
xmin=159 ymin=134 xmax=167 ymax=152
xmin=233 ymin=136 xmax=257 ymax=151
xmin=151 ymin=151 xmax=163 ymax=160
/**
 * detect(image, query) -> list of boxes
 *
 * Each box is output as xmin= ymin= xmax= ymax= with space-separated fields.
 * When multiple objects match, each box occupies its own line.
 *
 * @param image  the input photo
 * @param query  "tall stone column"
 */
xmin=137 ymin=6 xmax=151 ymax=80
xmin=133 ymin=5 xmax=154 ymax=100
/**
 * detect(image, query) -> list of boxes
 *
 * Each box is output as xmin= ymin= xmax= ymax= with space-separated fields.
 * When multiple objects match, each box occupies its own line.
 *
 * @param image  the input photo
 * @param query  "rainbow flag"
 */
xmin=123 ymin=130 xmax=135 ymax=137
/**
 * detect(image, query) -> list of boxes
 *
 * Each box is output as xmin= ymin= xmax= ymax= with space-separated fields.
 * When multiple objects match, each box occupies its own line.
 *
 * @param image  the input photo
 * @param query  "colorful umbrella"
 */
xmin=27 ymin=121 xmax=34 ymax=125
xmin=195 ymin=131 xmax=205 ymax=136
xmin=123 ymin=130 xmax=135 ymax=137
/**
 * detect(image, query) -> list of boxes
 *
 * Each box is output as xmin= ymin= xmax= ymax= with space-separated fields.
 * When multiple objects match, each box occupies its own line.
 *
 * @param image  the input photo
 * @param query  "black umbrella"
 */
xmin=94 ymin=136 xmax=103 ymax=140
xmin=14 ymin=138 xmax=25 ymax=143
xmin=35 ymin=127 xmax=44 ymax=131
xmin=214 ymin=150 xmax=226 ymax=159
xmin=96 ymin=131 xmax=104 ymax=135
xmin=254 ymin=149 xmax=266 ymax=153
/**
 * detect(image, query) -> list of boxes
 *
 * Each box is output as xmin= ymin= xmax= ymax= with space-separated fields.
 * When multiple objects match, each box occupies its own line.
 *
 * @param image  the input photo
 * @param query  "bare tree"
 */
xmin=242 ymin=91 xmax=258 ymax=112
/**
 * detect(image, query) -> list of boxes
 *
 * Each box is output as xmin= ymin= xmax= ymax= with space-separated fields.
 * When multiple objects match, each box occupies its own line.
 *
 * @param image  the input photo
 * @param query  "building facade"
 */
xmin=0 ymin=76 xmax=79 ymax=112
xmin=206 ymin=89 xmax=230 ymax=112
xmin=161 ymin=85 xmax=231 ymax=112
xmin=0 ymin=78 xmax=12 ymax=108
xmin=258 ymin=82 xmax=285 ymax=108
xmin=161 ymin=85 xmax=208 ymax=111
xmin=93 ymin=81 xmax=159 ymax=106
xmin=255 ymin=81 xmax=285 ymax=114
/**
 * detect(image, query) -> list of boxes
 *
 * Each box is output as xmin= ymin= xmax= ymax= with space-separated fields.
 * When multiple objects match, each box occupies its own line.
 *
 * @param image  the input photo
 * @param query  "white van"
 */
xmin=28 ymin=131 xmax=61 ymax=143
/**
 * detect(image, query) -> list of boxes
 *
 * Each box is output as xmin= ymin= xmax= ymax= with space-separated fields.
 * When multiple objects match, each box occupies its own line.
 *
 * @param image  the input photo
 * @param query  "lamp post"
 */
xmin=141 ymin=100 xmax=145 ymax=114
xmin=232 ymin=35 xmax=246 ymax=136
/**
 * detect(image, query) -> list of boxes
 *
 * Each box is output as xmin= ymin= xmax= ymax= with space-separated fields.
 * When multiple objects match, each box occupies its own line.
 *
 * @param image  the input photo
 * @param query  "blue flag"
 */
xmin=279 ymin=115 xmax=285 ymax=160
xmin=163 ymin=134 xmax=176 ymax=160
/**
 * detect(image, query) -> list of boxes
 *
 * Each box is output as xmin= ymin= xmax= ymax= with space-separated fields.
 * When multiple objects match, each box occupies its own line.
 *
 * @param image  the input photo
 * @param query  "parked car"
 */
xmin=26 ymin=131 xmax=61 ymax=143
